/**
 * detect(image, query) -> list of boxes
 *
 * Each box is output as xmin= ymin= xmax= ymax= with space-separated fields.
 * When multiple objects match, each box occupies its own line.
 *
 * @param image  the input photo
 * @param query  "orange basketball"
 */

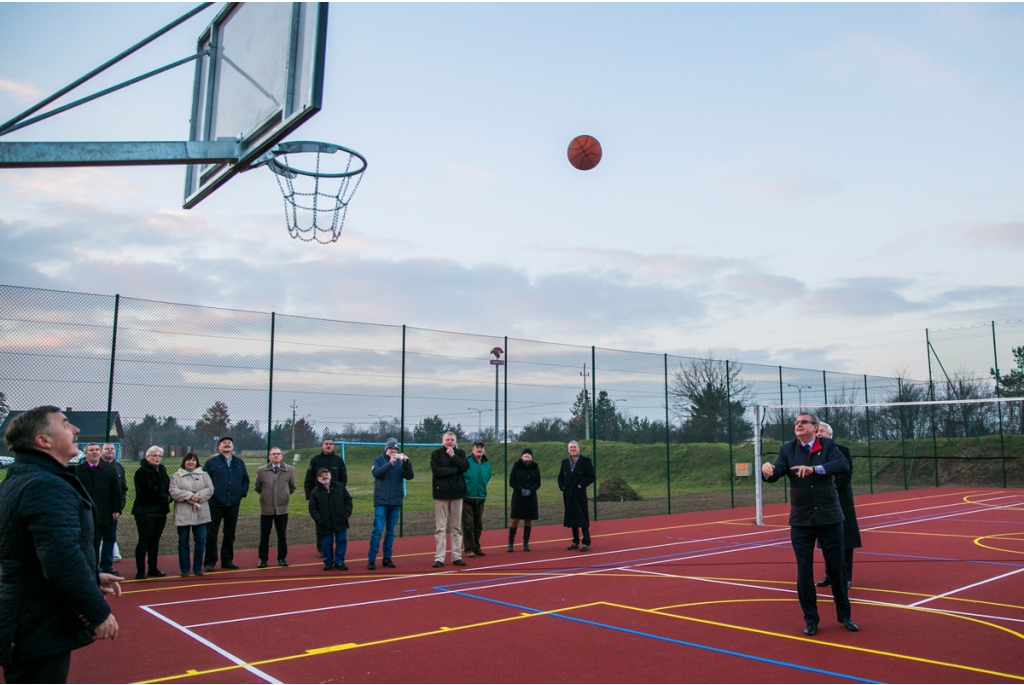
xmin=567 ymin=135 xmax=602 ymax=171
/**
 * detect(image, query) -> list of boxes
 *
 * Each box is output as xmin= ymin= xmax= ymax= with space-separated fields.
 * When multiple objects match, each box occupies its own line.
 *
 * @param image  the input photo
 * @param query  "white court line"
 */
xmin=627 ymin=567 xmax=1024 ymax=627
xmin=152 ymin=493 xmax=1024 ymax=627
xmin=854 ymin=494 xmax=1021 ymax=523
xmin=909 ymin=566 xmax=1024 ymax=607
xmin=140 ymin=605 xmax=283 ymax=684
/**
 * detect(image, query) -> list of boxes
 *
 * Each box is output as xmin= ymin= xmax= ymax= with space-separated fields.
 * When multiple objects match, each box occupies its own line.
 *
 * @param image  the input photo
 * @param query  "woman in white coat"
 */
xmin=168 ymin=452 xmax=214 ymax=577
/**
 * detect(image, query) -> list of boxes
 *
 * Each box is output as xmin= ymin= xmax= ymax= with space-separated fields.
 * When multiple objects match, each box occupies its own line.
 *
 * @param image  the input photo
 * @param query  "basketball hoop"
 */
xmin=253 ymin=141 xmax=367 ymax=244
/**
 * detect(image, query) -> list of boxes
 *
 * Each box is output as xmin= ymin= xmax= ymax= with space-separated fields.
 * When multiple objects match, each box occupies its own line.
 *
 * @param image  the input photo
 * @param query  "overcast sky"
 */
xmin=1 ymin=2 xmax=1022 ymax=382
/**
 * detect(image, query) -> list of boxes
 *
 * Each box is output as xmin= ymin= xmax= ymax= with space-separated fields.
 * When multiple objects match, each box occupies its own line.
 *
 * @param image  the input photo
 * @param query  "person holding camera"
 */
xmin=508 ymin=448 xmax=541 ymax=552
xmin=367 ymin=438 xmax=414 ymax=570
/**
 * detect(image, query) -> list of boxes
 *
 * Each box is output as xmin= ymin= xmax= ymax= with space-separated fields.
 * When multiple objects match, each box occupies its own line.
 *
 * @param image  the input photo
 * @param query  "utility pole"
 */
xmin=581 ymin=363 xmax=590 ymax=440
xmin=290 ymin=399 xmax=298 ymax=451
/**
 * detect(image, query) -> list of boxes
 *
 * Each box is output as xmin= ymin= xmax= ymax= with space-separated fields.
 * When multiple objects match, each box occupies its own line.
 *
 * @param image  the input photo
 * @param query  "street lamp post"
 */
xmin=786 ymin=384 xmax=813 ymax=407
xmin=467 ymin=407 xmax=492 ymax=438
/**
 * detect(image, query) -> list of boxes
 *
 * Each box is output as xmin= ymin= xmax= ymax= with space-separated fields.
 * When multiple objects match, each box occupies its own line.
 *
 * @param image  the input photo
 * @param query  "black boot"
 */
xmin=523 ymin=526 xmax=532 ymax=552
xmin=507 ymin=527 xmax=517 ymax=552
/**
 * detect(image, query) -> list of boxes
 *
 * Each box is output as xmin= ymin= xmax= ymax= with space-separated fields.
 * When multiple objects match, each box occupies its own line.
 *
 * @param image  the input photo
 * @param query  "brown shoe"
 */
xmin=476 ymin=550 xmax=486 ymax=556
xmin=465 ymin=551 xmax=476 ymax=558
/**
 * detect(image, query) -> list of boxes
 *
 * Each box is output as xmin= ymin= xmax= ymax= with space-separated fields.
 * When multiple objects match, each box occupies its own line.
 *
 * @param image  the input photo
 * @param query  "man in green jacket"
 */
xmin=462 ymin=441 xmax=492 ymax=558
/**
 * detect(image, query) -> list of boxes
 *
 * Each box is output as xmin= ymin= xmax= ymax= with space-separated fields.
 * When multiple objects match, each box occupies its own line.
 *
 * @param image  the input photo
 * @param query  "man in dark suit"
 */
xmin=816 ymin=422 xmax=861 ymax=590
xmin=74 ymin=443 xmax=123 ymax=573
xmin=558 ymin=440 xmax=596 ymax=551
xmin=761 ymin=412 xmax=858 ymax=636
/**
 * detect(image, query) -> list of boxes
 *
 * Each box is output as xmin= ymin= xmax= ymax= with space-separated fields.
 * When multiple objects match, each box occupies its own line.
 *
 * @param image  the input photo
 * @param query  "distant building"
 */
xmin=0 ymin=408 xmax=123 ymax=455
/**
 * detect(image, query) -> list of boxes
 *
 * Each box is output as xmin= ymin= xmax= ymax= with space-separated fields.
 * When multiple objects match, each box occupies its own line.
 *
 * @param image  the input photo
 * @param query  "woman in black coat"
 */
xmin=507 ymin=448 xmax=541 ymax=552
xmin=132 ymin=446 xmax=171 ymax=580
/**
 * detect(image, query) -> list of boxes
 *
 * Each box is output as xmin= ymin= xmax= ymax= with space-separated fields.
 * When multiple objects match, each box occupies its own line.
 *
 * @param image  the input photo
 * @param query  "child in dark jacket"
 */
xmin=308 ymin=467 xmax=353 ymax=570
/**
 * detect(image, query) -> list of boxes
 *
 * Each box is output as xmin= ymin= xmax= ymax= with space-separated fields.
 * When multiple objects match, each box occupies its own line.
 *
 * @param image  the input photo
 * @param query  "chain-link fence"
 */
xmin=2 ymin=284 xmax=1019 ymax=560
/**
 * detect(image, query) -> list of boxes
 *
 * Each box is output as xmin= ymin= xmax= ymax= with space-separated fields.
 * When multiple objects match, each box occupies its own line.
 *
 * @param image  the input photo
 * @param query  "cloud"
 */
xmin=957 ymin=222 xmax=1024 ymax=250
xmin=805 ymin=35 xmax=965 ymax=91
xmin=0 ymin=78 xmax=42 ymax=104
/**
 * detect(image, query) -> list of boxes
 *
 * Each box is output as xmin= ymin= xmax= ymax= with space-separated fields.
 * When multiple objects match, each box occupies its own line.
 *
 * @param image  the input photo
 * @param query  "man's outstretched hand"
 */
xmin=761 ymin=462 xmax=775 ymax=477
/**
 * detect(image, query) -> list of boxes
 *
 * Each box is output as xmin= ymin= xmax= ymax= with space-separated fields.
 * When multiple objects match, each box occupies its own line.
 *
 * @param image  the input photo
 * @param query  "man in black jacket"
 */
xmin=203 ymin=437 xmax=250 ymax=571
xmin=762 ymin=412 xmax=858 ymax=636
xmin=100 ymin=442 xmax=128 ymax=565
xmin=75 ymin=443 xmax=123 ymax=574
xmin=0 ymin=406 xmax=122 ymax=684
xmin=430 ymin=431 xmax=469 ymax=568
xmin=558 ymin=440 xmax=596 ymax=551
xmin=304 ymin=438 xmax=347 ymax=557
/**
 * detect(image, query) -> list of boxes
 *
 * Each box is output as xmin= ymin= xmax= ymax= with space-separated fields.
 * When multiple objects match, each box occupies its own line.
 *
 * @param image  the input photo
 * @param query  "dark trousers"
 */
xmin=100 ymin=517 xmax=118 ymax=572
xmin=95 ymin=523 xmax=110 ymax=572
xmin=259 ymin=513 xmax=289 ymax=562
xmin=3 ymin=650 xmax=71 ymax=683
xmin=461 ymin=499 xmax=485 ymax=554
xmin=571 ymin=526 xmax=591 ymax=545
xmin=791 ymin=522 xmax=850 ymax=625
xmin=205 ymin=504 xmax=240 ymax=567
xmin=135 ymin=514 xmax=167 ymax=573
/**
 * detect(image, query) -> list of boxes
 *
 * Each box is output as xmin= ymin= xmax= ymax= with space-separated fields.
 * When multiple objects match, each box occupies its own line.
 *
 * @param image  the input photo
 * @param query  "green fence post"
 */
xmin=993 ymin=321 xmax=1007 ymax=488
xmin=591 ymin=345 xmax=598 ymax=522
xmin=864 ymin=375 xmax=873 ymax=494
xmin=727 ymin=360 xmax=734 ymax=509
xmin=399 ymin=324 xmax=406 ymax=537
xmin=504 ymin=335 xmax=509 ymax=527
xmin=266 ymin=312 xmax=275 ymax=456
xmin=663 ymin=352 xmax=671 ymax=511
xmin=104 ymin=294 xmax=120 ymax=443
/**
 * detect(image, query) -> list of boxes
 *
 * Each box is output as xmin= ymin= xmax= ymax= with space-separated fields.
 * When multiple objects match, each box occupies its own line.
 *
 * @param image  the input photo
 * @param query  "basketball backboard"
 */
xmin=183 ymin=2 xmax=328 ymax=208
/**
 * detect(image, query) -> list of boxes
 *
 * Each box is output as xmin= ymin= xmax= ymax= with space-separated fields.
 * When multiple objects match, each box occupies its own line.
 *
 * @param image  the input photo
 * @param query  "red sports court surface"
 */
xmin=63 ymin=488 xmax=1024 ymax=684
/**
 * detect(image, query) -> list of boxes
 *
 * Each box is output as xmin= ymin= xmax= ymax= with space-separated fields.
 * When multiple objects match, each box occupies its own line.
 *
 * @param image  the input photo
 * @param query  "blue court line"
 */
xmin=441 ymin=589 xmax=883 ymax=684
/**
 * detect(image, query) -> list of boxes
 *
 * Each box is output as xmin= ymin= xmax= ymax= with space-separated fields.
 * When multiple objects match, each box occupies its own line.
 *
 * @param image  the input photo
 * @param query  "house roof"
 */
xmin=0 ymin=410 xmax=124 ymax=441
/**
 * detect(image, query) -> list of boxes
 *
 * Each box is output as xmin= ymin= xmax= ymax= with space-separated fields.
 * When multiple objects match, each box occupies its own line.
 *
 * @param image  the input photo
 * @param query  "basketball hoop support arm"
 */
xmin=0 ymin=141 xmax=240 ymax=168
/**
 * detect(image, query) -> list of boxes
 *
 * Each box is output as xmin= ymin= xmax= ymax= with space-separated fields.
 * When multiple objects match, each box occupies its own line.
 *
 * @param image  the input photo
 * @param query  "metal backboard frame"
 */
xmin=183 ymin=2 xmax=328 ymax=208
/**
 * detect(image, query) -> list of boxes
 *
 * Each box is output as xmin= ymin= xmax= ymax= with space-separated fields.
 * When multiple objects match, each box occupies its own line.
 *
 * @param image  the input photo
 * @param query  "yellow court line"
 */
xmin=974 ymin=532 xmax=1024 ymax=556
xmin=602 ymin=600 xmax=1024 ymax=682
xmin=134 ymin=601 xmax=601 ymax=684
xmin=652 ymin=573 xmax=1024 ymax=613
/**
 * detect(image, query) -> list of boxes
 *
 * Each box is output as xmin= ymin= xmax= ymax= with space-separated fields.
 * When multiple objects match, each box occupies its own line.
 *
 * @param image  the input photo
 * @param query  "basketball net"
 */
xmin=264 ymin=143 xmax=366 ymax=244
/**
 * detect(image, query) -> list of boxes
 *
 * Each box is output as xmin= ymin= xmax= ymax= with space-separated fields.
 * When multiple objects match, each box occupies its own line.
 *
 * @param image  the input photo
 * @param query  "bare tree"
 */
xmin=669 ymin=352 xmax=753 ymax=443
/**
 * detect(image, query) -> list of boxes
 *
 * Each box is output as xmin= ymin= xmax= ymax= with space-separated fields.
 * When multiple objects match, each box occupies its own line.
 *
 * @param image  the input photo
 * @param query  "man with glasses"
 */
xmin=761 ymin=412 xmax=858 ymax=636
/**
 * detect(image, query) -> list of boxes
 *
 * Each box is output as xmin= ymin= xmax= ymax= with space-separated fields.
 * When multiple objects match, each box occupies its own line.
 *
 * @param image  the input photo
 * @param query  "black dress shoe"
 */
xmin=567 ymin=543 xmax=579 ymax=550
xmin=453 ymin=559 xmax=467 ymax=566
xmin=580 ymin=544 xmax=590 ymax=552
xmin=257 ymin=560 xmax=267 ymax=569
xmin=367 ymin=561 xmax=376 ymax=570
xmin=278 ymin=559 xmax=288 ymax=567
xmin=803 ymin=624 xmax=818 ymax=636
xmin=334 ymin=563 xmax=348 ymax=571
xmin=148 ymin=570 xmax=166 ymax=578
xmin=816 ymin=577 xmax=831 ymax=587
xmin=222 ymin=563 xmax=239 ymax=570
xmin=203 ymin=564 xmax=215 ymax=572
xmin=432 ymin=561 xmax=443 ymax=568
xmin=842 ymin=618 xmax=859 ymax=632
xmin=382 ymin=558 xmax=396 ymax=568
xmin=135 ymin=571 xmax=147 ymax=580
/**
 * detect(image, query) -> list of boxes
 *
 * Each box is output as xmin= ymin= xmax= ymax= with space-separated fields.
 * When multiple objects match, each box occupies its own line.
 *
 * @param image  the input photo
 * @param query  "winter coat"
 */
xmin=558 ymin=455 xmax=595 ymax=528
xmin=463 ymin=455 xmax=492 ymax=501
xmin=0 ymin=448 xmax=112 ymax=665
xmin=430 ymin=447 xmax=469 ymax=500
xmin=74 ymin=460 xmax=123 ymax=524
xmin=372 ymin=452 xmax=414 ymax=506
xmin=255 ymin=462 xmax=297 ymax=515
xmin=168 ymin=467 xmax=214 ymax=527
xmin=105 ymin=458 xmax=128 ymax=503
xmin=303 ymin=452 xmax=347 ymax=499
xmin=509 ymin=458 xmax=541 ymax=520
xmin=763 ymin=437 xmax=847 ymax=527
xmin=204 ymin=453 xmax=250 ymax=507
xmin=834 ymin=443 xmax=862 ymax=548
xmin=308 ymin=482 xmax=353 ymax=536
xmin=132 ymin=460 xmax=170 ymax=517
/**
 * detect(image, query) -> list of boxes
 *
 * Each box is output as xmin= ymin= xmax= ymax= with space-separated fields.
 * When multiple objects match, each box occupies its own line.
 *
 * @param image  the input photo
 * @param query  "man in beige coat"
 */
xmin=255 ymin=447 xmax=297 ymax=568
